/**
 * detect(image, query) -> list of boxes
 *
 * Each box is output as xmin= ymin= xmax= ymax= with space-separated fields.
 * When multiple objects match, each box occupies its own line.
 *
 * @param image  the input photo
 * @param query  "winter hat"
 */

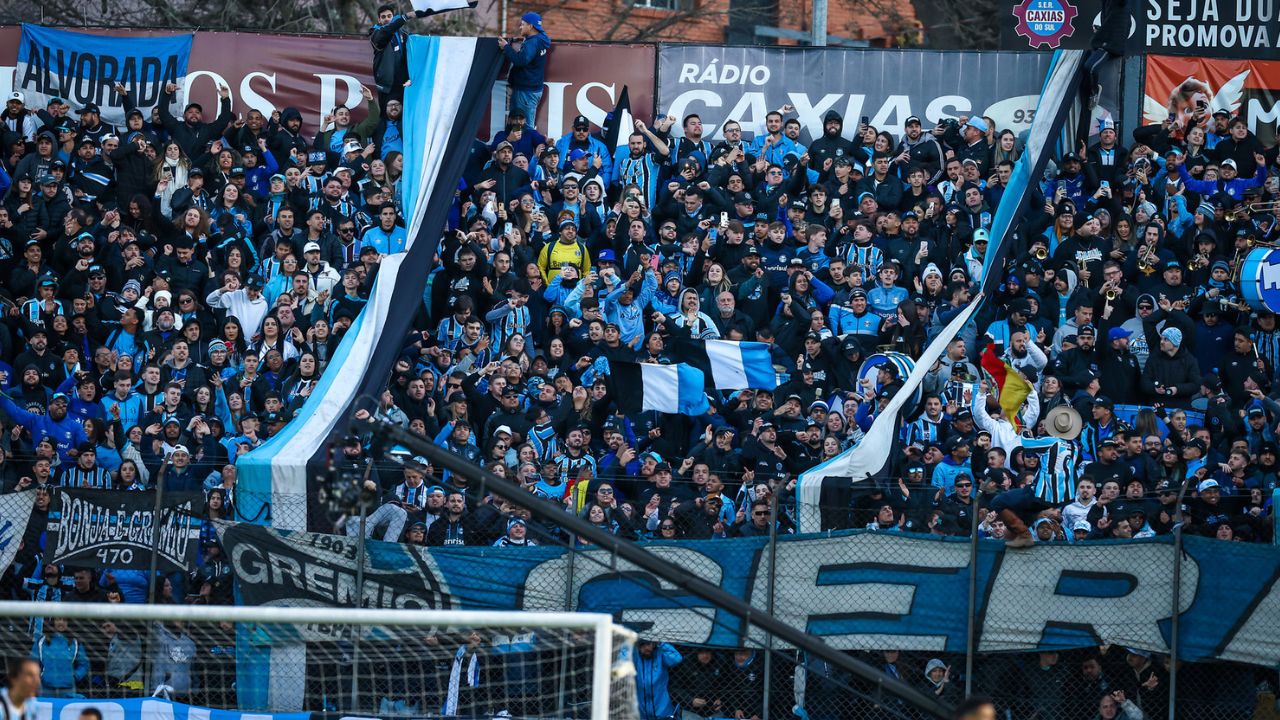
xmin=924 ymin=658 xmax=947 ymax=676
xmin=1197 ymin=202 xmax=1217 ymax=217
xmin=122 ymin=279 xmax=142 ymax=296
xmin=1137 ymin=201 xmax=1158 ymax=217
xmin=662 ymin=270 xmax=681 ymax=286
xmin=921 ymin=263 xmax=943 ymax=279
xmin=1161 ymin=327 xmax=1183 ymax=348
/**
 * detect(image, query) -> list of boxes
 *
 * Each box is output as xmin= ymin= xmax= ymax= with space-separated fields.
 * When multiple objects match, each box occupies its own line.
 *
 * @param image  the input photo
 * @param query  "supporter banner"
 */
xmin=223 ymin=522 xmax=1280 ymax=666
xmin=15 ymin=24 xmax=193 ymax=127
xmin=655 ymin=45 xmax=1122 ymax=142
xmin=34 ymin=696 xmax=310 ymax=720
xmin=0 ymin=27 xmax=653 ymax=137
xmin=45 ymin=489 xmax=201 ymax=572
xmin=1142 ymin=54 xmax=1280 ymax=148
xmin=0 ymin=490 xmax=35 ymax=575
xmin=1138 ymin=0 xmax=1278 ymax=58
xmin=999 ymin=0 xmax=1277 ymax=57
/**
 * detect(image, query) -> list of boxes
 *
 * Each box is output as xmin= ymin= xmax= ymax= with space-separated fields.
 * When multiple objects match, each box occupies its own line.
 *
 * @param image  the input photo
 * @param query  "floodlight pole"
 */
xmin=368 ymin=420 xmax=952 ymax=719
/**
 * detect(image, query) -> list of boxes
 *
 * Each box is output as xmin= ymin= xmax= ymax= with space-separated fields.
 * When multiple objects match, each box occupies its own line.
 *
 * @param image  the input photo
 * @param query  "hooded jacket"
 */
xmin=807 ymin=110 xmax=857 ymax=174
xmin=1141 ymin=342 xmax=1201 ymax=409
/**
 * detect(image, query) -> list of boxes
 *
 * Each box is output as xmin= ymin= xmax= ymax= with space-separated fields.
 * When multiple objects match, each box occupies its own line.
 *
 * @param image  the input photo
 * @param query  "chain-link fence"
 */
xmin=17 ymin=468 xmax=1279 ymax=720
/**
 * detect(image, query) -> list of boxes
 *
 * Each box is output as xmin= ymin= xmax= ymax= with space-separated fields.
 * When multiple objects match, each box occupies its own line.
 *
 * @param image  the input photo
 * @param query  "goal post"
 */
xmin=0 ymin=601 xmax=637 ymax=720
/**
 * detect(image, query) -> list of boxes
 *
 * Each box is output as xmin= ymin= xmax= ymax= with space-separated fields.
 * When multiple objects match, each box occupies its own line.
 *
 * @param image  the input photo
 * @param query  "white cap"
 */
xmin=303 ymin=241 xmax=321 ymax=253
xmin=171 ymin=445 xmax=190 ymax=456
xmin=1072 ymin=520 xmax=1091 ymax=533
xmin=495 ymin=425 xmax=513 ymax=436
xmin=343 ymin=139 xmax=362 ymax=152
xmin=1197 ymin=479 xmax=1220 ymax=492
xmin=7 ymin=91 xmax=24 ymax=103
xmin=1221 ymin=158 xmax=1237 ymax=169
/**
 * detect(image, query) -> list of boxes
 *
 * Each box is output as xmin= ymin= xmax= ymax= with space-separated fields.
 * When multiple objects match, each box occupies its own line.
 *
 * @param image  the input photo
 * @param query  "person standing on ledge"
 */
xmin=498 ymin=12 xmax=552 ymax=129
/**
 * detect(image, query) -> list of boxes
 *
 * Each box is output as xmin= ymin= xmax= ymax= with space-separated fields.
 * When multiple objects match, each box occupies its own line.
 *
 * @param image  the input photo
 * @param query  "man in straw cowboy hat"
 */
xmin=986 ymin=405 xmax=1082 ymax=547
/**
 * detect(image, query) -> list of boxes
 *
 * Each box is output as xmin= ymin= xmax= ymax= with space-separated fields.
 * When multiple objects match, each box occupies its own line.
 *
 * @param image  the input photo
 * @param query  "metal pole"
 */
xmin=965 ymin=500 xmax=980 ymax=696
xmin=368 ymin=420 xmax=953 ymax=719
xmin=1167 ymin=480 xmax=1192 ymax=720
xmin=147 ymin=482 xmax=165 ymax=605
xmin=556 ymin=533 xmax=577 ymax=716
xmin=762 ymin=491 xmax=780 ymax=720
xmin=349 ymin=501 xmax=368 ymax=713
xmin=811 ymin=0 xmax=828 ymax=46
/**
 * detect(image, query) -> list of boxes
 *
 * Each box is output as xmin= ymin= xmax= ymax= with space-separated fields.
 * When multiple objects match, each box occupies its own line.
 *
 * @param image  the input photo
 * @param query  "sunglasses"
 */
xmin=599 ymin=488 xmax=614 ymax=494
xmin=753 ymin=511 xmax=769 ymax=516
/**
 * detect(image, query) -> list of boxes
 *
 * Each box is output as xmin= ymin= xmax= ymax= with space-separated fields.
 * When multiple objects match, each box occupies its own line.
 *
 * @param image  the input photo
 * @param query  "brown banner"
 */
xmin=0 ymin=26 xmax=654 ymax=138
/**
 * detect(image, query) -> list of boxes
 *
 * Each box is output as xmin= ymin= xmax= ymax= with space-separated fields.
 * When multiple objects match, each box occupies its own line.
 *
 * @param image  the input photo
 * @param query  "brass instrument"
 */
xmin=1033 ymin=247 xmax=1049 ymax=261
xmin=1227 ymin=200 xmax=1279 ymax=221
xmin=1077 ymin=258 xmax=1089 ymax=287
xmin=1137 ymin=245 xmax=1158 ymax=275
xmin=1187 ymin=255 xmax=1206 ymax=271
xmin=1104 ymin=287 xmax=1120 ymax=301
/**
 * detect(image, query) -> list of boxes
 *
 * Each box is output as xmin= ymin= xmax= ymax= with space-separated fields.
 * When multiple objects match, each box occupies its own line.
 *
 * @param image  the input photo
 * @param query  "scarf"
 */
xmin=442 ymin=645 xmax=480 ymax=715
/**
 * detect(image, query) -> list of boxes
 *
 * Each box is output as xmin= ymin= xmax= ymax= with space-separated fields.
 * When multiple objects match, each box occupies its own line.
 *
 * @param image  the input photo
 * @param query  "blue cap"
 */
xmin=50 ymin=393 xmax=69 ymax=403
xmin=598 ymin=249 xmax=616 ymax=263
xmin=521 ymin=11 xmax=542 ymax=29
xmin=1108 ymin=327 xmax=1132 ymax=342
xmin=569 ymin=148 xmax=588 ymax=162
xmin=966 ymin=117 xmax=989 ymax=134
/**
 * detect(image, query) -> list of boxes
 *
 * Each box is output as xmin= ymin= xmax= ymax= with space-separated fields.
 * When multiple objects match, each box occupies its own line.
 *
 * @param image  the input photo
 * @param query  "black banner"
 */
xmin=218 ymin=523 xmax=452 ymax=612
xmin=1000 ymin=0 xmax=1279 ymax=58
xmin=46 ymin=489 xmax=201 ymax=572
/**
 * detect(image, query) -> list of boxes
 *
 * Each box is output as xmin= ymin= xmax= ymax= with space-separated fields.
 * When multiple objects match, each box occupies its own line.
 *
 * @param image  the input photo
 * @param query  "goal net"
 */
xmin=0 ymin=601 xmax=638 ymax=720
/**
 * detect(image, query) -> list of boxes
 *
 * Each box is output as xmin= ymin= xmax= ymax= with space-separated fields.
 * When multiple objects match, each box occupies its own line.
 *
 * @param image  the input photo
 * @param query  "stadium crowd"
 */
xmin=0 ymin=7 xmax=1277 ymax=718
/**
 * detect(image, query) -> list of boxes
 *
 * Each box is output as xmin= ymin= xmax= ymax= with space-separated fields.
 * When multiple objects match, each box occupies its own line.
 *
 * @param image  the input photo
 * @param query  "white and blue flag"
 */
xmin=610 ymin=361 xmax=710 ymax=415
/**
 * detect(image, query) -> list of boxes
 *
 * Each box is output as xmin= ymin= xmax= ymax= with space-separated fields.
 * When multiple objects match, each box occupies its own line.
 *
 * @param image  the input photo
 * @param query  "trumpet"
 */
xmin=1187 ymin=255 xmax=1207 ymax=271
xmin=1033 ymin=247 xmax=1049 ymax=261
xmin=1137 ymin=246 xmax=1158 ymax=275
xmin=1104 ymin=287 xmax=1121 ymax=301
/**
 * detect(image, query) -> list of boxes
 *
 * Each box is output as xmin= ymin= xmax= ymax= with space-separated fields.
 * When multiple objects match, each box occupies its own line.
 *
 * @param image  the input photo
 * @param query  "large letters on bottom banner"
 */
xmin=222 ymin=523 xmax=1280 ymax=666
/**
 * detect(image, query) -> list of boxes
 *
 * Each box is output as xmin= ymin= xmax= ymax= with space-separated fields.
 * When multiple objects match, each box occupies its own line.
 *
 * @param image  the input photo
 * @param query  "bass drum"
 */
xmin=856 ymin=352 xmax=920 ymax=408
xmin=1240 ymin=247 xmax=1280 ymax=314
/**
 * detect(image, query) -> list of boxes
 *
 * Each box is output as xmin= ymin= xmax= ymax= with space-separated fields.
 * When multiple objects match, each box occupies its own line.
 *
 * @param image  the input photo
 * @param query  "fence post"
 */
xmin=762 ymin=491 xmax=780 ymax=720
xmin=556 ymin=534 xmax=577 ymax=716
xmin=1167 ymin=480 xmax=1193 ymax=720
xmin=350 ymin=502 xmax=368 ymax=713
xmin=965 ymin=502 xmax=980 ymax=696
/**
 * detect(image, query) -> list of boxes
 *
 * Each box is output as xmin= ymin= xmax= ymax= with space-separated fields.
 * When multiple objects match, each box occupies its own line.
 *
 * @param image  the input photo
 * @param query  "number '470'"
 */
xmin=96 ymin=548 xmax=134 ymax=565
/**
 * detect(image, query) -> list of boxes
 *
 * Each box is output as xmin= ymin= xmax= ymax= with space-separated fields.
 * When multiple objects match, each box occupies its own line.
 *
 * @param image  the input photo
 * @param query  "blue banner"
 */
xmin=16 ymin=24 xmax=193 ymax=126
xmin=221 ymin=523 xmax=1280 ymax=667
xmin=34 ymin=697 xmax=309 ymax=720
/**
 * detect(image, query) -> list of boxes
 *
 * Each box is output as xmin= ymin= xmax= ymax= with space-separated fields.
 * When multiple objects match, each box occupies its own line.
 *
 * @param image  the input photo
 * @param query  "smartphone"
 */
xmin=503 ymin=222 xmax=512 ymax=235
xmin=832 ymin=199 xmax=840 ymax=209
xmin=719 ymin=212 xmax=728 ymax=225
xmin=1167 ymin=112 xmax=1177 ymax=124
xmin=860 ymin=115 xmax=869 ymax=126
xmin=1101 ymin=180 xmax=1109 ymax=188
xmin=1057 ymin=181 xmax=1066 ymax=193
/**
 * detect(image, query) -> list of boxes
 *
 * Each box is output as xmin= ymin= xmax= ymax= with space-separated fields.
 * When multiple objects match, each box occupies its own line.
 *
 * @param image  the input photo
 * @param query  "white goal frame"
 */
xmin=0 ymin=601 xmax=634 ymax=720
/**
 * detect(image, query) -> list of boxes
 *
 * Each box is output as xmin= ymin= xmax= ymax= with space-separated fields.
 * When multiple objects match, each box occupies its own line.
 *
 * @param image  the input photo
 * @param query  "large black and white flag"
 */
xmin=796 ymin=49 xmax=1096 ymax=532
